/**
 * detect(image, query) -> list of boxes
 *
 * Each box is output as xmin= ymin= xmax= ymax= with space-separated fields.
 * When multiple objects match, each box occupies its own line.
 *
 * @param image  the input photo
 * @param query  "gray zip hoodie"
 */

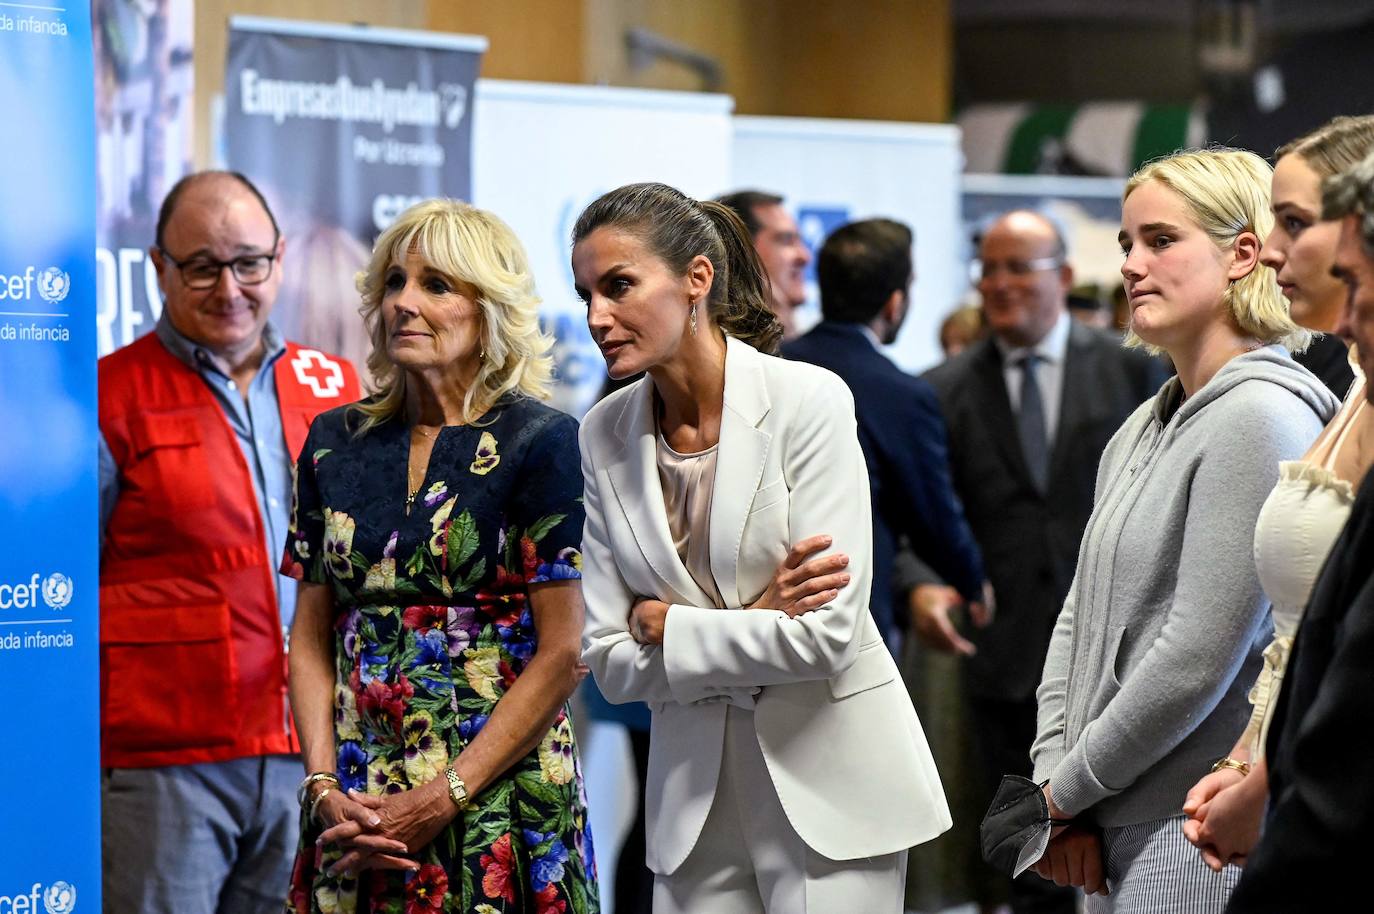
xmin=1031 ymin=345 xmax=1338 ymax=827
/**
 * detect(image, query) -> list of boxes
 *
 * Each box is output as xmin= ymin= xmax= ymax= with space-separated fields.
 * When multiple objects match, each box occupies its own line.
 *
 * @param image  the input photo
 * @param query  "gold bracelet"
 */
xmin=307 ymin=786 xmax=334 ymax=824
xmin=297 ymin=771 xmax=341 ymax=808
xmin=1211 ymin=757 xmax=1251 ymax=777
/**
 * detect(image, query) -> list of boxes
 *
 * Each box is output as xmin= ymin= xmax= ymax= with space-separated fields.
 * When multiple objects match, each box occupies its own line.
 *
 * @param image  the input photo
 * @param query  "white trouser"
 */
xmin=652 ymin=705 xmax=908 ymax=914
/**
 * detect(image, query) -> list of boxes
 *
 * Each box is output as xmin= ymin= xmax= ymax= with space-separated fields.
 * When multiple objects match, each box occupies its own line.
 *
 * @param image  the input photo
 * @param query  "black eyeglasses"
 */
xmin=159 ymin=245 xmax=278 ymax=290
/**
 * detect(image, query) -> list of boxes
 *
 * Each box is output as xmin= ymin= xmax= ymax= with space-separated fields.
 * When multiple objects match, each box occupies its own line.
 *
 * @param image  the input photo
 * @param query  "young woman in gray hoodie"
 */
xmin=1028 ymin=148 xmax=1340 ymax=912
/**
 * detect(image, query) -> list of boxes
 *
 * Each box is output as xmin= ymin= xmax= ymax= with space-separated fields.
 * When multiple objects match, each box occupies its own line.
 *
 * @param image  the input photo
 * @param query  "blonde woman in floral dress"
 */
xmin=283 ymin=200 xmax=597 ymax=914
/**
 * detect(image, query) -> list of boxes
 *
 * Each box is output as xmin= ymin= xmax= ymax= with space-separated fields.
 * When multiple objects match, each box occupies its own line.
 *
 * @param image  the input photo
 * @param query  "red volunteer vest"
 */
xmin=99 ymin=332 xmax=360 ymax=768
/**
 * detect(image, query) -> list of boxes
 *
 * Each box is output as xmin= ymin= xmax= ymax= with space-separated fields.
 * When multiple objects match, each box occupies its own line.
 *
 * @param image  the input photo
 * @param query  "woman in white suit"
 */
xmin=573 ymin=182 xmax=950 ymax=913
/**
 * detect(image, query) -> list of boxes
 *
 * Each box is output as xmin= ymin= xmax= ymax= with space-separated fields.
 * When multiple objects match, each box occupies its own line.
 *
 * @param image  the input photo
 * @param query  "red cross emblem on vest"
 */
xmin=290 ymin=349 xmax=346 ymax=398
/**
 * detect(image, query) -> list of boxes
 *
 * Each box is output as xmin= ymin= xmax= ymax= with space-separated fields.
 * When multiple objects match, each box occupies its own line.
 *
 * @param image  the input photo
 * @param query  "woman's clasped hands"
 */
xmin=1182 ymin=761 xmax=1266 ymax=871
xmin=315 ymin=776 xmax=459 ymax=878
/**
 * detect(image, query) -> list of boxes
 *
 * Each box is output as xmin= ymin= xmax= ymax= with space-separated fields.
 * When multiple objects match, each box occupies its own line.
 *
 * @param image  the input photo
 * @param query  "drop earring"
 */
xmin=689 ymin=298 xmax=698 ymax=336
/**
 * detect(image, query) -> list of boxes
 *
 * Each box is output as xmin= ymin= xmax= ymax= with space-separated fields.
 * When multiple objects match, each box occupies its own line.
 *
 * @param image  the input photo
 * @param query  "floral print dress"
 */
xmin=282 ymin=396 xmax=598 ymax=914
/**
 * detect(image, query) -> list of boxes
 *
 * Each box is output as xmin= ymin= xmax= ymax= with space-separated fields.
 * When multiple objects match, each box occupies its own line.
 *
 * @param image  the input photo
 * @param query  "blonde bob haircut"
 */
xmin=1122 ymin=147 xmax=1310 ymax=354
xmin=350 ymin=199 xmax=554 ymax=435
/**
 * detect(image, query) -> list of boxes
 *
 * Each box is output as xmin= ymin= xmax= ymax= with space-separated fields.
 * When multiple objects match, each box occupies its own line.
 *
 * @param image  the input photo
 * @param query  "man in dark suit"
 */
xmin=1225 ymin=154 xmax=1374 ymax=914
xmin=904 ymin=210 xmax=1166 ymax=913
xmin=783 ymin=218 xmax=986 ymax=648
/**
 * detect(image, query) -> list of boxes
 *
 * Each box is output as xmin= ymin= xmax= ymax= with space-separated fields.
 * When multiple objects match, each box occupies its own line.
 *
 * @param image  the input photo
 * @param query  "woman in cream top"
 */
xmin=1183 ymin=114 xmax=1374 ymax=872
xmin=1249 ymin=354 xmax=1370 ymax=749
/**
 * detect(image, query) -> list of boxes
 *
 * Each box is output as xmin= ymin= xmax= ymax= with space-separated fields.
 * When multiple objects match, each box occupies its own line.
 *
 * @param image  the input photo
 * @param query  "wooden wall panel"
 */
xmin=190 ymin=0 xmax=953 ymax=169
xmin=584 ymin=0 xmax=950 ymax=122
xmin=776 ymin=0 xmax=951 ymax=122
xmin=584 ymin=0 xmax=783 ymax=109
xmin=426 ymin=0 xmax=584 ymax=84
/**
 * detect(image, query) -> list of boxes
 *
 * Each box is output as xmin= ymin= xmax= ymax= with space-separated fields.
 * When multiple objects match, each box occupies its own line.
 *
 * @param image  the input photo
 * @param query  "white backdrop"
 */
xmin=472 ymin=79 xmax=734 ymax=418
xmin=732 ymin=115 xmax=964 ymax=373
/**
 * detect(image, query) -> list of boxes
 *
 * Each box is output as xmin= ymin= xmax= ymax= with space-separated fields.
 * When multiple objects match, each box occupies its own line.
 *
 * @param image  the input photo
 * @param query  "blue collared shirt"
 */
xmin=98 ymin=316 xmax=297 ymax=631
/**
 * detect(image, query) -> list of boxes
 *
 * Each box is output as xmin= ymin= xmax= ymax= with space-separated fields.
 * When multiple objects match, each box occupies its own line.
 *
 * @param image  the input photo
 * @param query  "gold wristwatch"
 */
xmin=444 ymin=767 xmax=470 ymax=811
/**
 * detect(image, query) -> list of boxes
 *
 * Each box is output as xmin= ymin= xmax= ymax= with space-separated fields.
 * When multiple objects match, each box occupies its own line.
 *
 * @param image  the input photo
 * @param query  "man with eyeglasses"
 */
xmin=898 ymin=210 xmax=1165 ymax=914
xmin=96 ymin=171 xmax=360 ymax=914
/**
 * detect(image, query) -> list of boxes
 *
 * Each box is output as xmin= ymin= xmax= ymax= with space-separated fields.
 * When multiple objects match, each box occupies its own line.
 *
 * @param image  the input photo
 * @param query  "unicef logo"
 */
xmin=44 ymin=881 xmax=77 ymax=914
xmin=37 ymin=267 xmax=70 ymax=303
xmin=41 ymin=573 xmax=73 ymax=610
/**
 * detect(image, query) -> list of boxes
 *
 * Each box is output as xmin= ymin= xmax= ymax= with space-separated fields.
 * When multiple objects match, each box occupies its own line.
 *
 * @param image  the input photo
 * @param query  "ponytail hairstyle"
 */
xmin=1322 ymin=148 xmax=1374 ymax=253
xmin=571 ymin=182 xmax=783 ymax=354
xmin=1276 ymin=114 xmax=1374 ymax=180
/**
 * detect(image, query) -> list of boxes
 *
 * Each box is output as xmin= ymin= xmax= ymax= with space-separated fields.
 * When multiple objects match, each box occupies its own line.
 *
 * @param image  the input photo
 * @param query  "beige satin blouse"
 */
xmin=656 ymin=432 xmax=725 ymax=607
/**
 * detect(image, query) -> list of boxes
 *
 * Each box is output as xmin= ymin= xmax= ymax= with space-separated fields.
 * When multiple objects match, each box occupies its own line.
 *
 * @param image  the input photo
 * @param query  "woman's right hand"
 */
xmin=314 ymin=789 xmax=417 ymax=875
xmin=1033 ymin=826 xmax=1108 ymax=896
xmin=748 ymin=534 xmax=850 ymax=617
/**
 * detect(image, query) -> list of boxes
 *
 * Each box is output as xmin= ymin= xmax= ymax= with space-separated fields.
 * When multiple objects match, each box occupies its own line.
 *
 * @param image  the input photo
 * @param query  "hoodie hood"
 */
xmin=1152 ymin=344 xmax=1340 ymax=429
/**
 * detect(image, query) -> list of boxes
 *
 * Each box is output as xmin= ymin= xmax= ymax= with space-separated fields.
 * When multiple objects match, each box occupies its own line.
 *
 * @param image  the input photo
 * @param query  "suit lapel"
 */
xmin=604 ymin=379 xmax=715 ymax=607
xmin=709 ymin=338 xmax=771 ymax=610
xmin=971 ymin=339 xmax=1035 ymax=491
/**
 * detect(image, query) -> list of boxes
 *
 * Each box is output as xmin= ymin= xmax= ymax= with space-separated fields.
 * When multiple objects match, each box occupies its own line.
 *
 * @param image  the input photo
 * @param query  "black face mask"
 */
xmin=979 ymin=775 xmax=1076 ymax=877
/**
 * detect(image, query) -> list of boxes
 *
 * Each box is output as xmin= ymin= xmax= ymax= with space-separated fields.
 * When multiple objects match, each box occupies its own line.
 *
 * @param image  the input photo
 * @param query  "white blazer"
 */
xmin=580 ymin=336 xmax=951 ymax=876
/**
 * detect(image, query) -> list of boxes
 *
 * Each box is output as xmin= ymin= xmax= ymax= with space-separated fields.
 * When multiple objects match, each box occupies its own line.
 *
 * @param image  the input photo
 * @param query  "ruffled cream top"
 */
xmin=1249 ymin=348 xmax=1371 ymax=756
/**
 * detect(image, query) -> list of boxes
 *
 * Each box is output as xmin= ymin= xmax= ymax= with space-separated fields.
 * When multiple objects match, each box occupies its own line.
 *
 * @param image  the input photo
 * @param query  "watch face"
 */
xmin=446 ymin=769 xmax=468 ymax=807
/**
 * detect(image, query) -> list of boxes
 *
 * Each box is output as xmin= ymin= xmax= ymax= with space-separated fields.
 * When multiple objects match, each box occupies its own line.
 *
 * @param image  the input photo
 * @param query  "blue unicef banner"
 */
xmin=0 ymin=1 xmax=99 ymax=912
